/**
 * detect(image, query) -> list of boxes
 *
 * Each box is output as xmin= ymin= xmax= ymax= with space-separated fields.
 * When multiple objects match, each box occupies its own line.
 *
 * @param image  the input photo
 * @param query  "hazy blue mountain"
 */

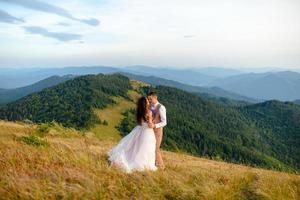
xmin=0 ymin=66 xmax=120 ymax=88
xmin=0 ymin=65 xmax=219 ymax=88
xmin=294 ymin=100 xmax=300 ymax=105
xmin=2 ymin=66 xmax=300 ymax=101
xmin=122 ymin=72 xmax=259 ymax=104
xmin=190 ymin=67 xmax=243 ymax=77
xmin=207 ymin=71 xmax=300 ymax=101
xmin=0 ymin=75 xmax=74 ymax=105
xmin=124 ymin=65 xmax=217 ymax=86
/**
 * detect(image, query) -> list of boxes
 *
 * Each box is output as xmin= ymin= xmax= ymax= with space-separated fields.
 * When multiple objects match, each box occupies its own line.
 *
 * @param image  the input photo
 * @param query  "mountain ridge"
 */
xmin=208 ymin=71 xmax=300 ymax=101
xmin=121 ymin=72 xmax=259 ymax=105
xmin=0 ymin=75 xmax=75 ymax=105
xmin=0 ymin=74 xmax=132 ymax=128
xmin=1 ymin=66 xmax=300 ymax=101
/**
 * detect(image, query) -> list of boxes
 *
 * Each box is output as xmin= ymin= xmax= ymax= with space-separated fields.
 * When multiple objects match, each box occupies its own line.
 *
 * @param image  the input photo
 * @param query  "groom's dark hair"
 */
xmin=147 ymin=91 xmax=157 ymax=97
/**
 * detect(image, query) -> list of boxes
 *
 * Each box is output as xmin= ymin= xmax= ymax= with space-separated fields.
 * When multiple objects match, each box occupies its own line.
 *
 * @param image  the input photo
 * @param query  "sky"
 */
xmin=0 ymin=0 xmax=299 ymax=69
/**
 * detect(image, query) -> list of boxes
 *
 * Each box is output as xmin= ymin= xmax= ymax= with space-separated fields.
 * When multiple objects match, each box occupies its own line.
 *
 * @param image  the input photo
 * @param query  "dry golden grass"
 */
xmin=0 ymin=120 xmax=299 ymax=200
xmin=0 ymin=121 xmax=35 ymax=137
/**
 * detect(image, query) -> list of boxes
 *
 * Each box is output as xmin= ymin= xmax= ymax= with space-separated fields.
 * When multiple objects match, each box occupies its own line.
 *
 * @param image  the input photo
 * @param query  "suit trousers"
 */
xmin=154 ymin=128 xmax=165 ymax=168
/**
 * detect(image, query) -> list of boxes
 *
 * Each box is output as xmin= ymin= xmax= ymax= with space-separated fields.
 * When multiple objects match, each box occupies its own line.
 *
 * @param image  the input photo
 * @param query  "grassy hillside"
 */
xmin=91 ymin=96 xmax=135 ymax=141
xmin=0 ymin=82 xmax=299 ymax=199
xmin=0 ymin=119 xmax=299 ymax=199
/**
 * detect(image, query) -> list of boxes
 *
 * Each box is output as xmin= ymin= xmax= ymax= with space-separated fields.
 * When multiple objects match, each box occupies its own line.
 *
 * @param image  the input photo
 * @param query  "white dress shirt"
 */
xmin=154 ymin=101 xmax=167 ymax=129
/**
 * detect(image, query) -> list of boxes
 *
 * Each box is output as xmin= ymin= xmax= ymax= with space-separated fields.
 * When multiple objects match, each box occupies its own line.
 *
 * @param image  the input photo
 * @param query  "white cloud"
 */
xmin=0 ymin=0 xmax=100 ymax=26
xmin=0 ymin=0 xmax=299 ymax=68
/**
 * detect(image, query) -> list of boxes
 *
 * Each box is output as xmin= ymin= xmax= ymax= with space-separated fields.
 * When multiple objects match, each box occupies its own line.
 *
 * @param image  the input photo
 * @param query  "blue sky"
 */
xmin=0 ymin=0 xmax=299 ymax=69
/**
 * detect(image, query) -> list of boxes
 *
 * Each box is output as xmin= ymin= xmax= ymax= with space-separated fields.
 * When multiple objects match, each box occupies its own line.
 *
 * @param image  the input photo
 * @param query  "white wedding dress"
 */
xmin=108 ymin=121 xmax=157 ymax=173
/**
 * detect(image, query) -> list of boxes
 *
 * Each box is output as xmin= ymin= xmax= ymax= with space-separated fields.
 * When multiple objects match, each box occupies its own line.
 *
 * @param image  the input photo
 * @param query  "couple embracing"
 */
xmin=108 ymin=91 xmax=167 ymax=173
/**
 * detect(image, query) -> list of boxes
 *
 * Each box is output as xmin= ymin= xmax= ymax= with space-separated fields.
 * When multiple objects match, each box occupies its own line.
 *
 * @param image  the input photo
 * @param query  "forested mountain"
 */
xmin=119 ymin=85 xmax=300 ymax=172
xmin=241 ymin=100 xmax=300 ymax=168
xmin=0 ymin=75 xmax=74 ymax=105
xmin=122 ymin=72 xmax=258 ymax=105
xmin=208 ymin=71 xmax=300 ymax=101
xmin=0 ymin=74 xmax=299 ymax=172
xmin=0 ymin=74 xmax=132 ymax=128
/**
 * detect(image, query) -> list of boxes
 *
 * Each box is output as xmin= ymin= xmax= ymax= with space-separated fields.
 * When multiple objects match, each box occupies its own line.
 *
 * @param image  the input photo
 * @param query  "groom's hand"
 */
xmin=148 ymin=123 xmax=155 ymax=128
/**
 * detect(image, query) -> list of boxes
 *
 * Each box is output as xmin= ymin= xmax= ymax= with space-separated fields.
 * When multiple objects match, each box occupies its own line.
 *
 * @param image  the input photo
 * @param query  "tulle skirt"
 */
xmin=108 ymin=122 xmax=157 ymax=173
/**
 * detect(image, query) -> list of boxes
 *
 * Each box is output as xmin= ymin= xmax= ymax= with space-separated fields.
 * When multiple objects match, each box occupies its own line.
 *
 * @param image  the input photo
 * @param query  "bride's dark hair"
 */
xmin=136 ymin=97 xmax=148 ymax=125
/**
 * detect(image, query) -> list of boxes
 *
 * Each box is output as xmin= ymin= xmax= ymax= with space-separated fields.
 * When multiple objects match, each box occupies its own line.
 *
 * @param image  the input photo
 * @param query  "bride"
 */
xmin=107 ymin=96 xmax=157 ymax=173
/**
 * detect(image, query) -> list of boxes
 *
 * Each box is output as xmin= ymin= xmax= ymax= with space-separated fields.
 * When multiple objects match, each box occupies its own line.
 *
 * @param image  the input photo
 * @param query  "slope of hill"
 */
xmin=0 ymin=74 xmax=132 ymax=128
xmin=0 ymin=75 xmax=74 ymax=105
xmin=0 ymin=120 xmax=299 ymax=199
xmin=208 ymin=71 xmax=300 ymax=101
xmin=0 ymin=74 xmax=299 ymax=173
xmin=122 ymin=72 xmax=258 ymax=105
xmin=119 ymin=86 xmax=300 ymax=172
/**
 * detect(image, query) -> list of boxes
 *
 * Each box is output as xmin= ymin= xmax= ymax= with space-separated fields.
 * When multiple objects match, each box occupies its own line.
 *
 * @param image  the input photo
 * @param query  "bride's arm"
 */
xmin=145 ymin=110 xmax=152 ymax=122
xmin=146 ymin=110 xmax=154 ymax=128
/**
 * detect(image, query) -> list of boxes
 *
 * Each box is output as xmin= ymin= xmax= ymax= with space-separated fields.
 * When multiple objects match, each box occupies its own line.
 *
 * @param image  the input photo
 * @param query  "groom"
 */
xmin=147 ymin=91 xmax=167 ymax=169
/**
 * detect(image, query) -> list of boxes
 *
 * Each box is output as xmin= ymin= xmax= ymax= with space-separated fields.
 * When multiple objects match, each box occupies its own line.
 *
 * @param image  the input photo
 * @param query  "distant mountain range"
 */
xmin=123 ymin=66 xmax=300 ymax=101
xmin=207 ymin=71 xmax=300 ymax=101
xmin=121 ymin=72 xmax=259 ymax=105
xmin=0 ymin=72 xmax=256 ymax=106
xmin=188 ymin=67 xmax=243 ymax=77
xmin=0 ymin=66 xmax=119 ymax=89
xmin=123 ymin=65 xmax=217 ymax=86
xmin=0 ymin=75 xmax=74 ymax=105
xmin=0 ymin=65 xmax=226 ymax=88
xmin=1 ymin=66 xmax=300 ymax=101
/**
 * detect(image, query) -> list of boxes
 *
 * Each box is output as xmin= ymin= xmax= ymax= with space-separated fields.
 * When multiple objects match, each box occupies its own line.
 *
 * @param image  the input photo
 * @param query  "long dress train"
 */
xmin=107 ymin=122 xmax=157 ymax=173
